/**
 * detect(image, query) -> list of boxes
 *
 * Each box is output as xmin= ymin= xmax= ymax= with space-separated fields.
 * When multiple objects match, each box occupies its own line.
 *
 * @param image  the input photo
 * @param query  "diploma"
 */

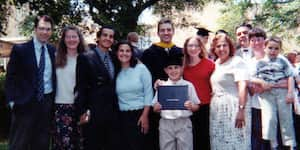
xmin=158 ymin=85 xmax=188 ymax=110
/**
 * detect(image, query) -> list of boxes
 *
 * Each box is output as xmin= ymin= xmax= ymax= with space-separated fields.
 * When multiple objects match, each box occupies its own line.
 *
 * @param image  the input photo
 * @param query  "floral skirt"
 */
xmin=52 ymin=104 xmax=83 ymax=150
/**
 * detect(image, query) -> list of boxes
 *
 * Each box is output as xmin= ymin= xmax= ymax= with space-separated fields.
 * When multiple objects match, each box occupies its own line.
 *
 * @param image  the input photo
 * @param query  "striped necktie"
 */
xmin=103 ymin=53 xmax=113 ymax=79
xmin=36 ymin=46 xmax=45 ymax=101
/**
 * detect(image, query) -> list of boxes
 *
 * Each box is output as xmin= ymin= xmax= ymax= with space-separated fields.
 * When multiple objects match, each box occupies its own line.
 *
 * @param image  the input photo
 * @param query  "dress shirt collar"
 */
xmin=95 ymin=46 xmax=110 ymax=60
xmin=33 ymin=36 xmax=47 ymax=51
xmin=166 ymin=77 xmax=185 ymax=85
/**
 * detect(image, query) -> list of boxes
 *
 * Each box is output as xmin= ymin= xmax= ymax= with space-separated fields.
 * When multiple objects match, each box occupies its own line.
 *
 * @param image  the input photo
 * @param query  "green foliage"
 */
xmin=0 ymin=143 xmax=7 ymax=150
xmin=14 ymin=0 xmax=83 ymax=43
xmin=84 ymin=0 xmax=160 ymax=39
xmin=217 ymin=0 xmax=252 ymax=39
xmin=154 ymin=0 xmax=225 ymax=17
xmin=0 ymin=0 xmax=15 ymax=36
xmin=19 ymin=15 xmax=60 ymax=44
xmin=218 ymin=0 xmax=300 ymax=45
xmin=10 ymin=0 xmax=225 ymax=40
xmin=0 ymin=73 xmax=5 ymax=102
xmin=14 ymin=0 xmax=82 ymax=25
xmin=253 ymin=0 xmax=300 ymax=41
xmin=0 ymin=73 xmax=9 ymax=141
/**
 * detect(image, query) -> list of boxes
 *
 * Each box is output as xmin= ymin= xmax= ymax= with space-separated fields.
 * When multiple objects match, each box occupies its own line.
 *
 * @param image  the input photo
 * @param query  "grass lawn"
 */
xmin=0 ymin=142 xmax=7 ymax=150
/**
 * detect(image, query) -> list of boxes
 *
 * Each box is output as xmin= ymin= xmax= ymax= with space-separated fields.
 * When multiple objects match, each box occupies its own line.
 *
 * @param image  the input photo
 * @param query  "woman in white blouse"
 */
xmin=209 ymin=34 xmax=251 ymax=150
xmin=52 ymin=26 xmax=86 ymax=150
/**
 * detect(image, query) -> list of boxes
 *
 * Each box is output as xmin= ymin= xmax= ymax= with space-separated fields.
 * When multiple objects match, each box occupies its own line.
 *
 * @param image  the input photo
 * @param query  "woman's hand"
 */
xmin=153 ymin=102 xmax=161 ymax=112
xmin=249 ymin=83 xmax=264 ymax=94
xmin=137 ymin=113 xmax=149 ymax=134
xmin=78 ymin=110 xmax=90 ymax=125
xmin=235 ymin=109 xmax=245 ymax=128
xmin=261 ymin=81 xmax=272 ymax=91
xmin=286 ymin=93 xmax=294 ymax=104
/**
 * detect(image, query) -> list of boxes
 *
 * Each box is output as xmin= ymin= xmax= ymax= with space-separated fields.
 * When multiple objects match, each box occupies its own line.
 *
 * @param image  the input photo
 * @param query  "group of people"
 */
xmin=4 ymin=14 xmax=300 ymax=150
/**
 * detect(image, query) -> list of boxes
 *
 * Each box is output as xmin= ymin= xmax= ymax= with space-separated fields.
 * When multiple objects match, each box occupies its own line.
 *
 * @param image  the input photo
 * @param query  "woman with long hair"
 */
xmin=182 ymin=36 xmax=215 ymax=150
xmin=52 ymin=26 xmax=86 ymax=150
xmin=114 ymin=40 xmax=153 ymax=150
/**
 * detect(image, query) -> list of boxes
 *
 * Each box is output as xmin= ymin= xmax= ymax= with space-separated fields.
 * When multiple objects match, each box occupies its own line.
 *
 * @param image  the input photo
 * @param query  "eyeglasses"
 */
xmin=187 ymin=44 xmax=200 ymax=48
xmin=37 ymin=27 xmax=52 ymax=32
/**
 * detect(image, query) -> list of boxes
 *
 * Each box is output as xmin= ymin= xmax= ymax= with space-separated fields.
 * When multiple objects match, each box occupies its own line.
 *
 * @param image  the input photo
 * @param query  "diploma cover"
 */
xmin=158 ymin=85 xmax=188 ymax=110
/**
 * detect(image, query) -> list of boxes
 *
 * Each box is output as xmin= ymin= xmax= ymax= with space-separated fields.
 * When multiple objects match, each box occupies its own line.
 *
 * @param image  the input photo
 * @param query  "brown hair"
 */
xmin=157 ymin=18 xmax=174 ymax=32
xmin=56 ymin=26 xmax=86 ymax=67
xmin=211 ymin=34 xmax=236 ymax=58
xmin=127 ymin=32 xmax=139 ymax=43
xmin=248 ymin=27 xmax=266 ymax=40
xmin=114 ymin=40 xmax=138 ymax=75
xmin=34 ymin=15 xmax=54 ymax=29
xmin=183 ymin=36 xmax=207 ymax=66
xmin=265 ymin=36 xmax=282 ymax=50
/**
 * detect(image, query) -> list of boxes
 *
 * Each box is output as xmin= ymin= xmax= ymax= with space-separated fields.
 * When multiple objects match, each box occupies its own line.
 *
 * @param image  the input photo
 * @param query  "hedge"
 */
xmin=0 ymin=73 xmax=10 ymax=141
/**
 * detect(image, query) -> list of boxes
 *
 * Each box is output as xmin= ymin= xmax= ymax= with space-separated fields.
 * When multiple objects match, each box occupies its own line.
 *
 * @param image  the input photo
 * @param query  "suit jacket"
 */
xmin=75 ymin=48 xmax=119 ymax=122
xmin=5 ymin=40 xmax=56 ymax=105
xmin=141 ymin=44 xmax=182 ymax=84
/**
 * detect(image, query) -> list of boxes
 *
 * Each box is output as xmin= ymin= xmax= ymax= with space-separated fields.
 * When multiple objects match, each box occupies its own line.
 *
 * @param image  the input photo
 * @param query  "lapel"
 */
xmin=28 ymin=40 xmax=38 ymax=71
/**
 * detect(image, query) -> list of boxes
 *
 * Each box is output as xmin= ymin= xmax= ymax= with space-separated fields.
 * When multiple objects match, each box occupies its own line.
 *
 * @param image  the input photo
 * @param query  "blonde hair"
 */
xmin=265 ymin=36 xmax=282 ymax=50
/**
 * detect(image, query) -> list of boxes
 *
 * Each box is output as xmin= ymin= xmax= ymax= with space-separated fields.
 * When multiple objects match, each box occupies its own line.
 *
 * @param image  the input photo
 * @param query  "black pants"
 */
xmin=192 ymin=104 xmax=210 ymax=150
xmin=144 ymin=109 xmax=160 ymax=150
xmin=9 ymin=94 xmax=54 ymax=150
xmin=293 ymin=111 xmax=300 ymax=149
xmin=251 ymin=108 xmax=271 ymax=150
xmin=82 ymin=112 xmax=122 ymax=150
xmin=120 ymin=109 xmax=146 ymax=150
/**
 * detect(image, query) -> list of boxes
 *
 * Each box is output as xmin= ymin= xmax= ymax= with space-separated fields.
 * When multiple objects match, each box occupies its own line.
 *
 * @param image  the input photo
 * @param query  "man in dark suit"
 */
xmin=5 ymin=15 xmax=56 ymax=150
xmin=75 ymin=26 xmax=121 ymax=150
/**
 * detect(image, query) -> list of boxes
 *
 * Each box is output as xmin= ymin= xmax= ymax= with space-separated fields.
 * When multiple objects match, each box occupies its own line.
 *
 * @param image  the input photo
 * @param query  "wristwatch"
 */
xmin=239 ymin=105 xmax=245 ymax=110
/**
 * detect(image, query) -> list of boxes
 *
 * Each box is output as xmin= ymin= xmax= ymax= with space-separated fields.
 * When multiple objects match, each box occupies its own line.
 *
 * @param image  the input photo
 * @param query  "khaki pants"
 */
xmin=159 ymin=117 xmax=193 ymax=150
xmin=259 ymin=88 xmax=296 ymax=146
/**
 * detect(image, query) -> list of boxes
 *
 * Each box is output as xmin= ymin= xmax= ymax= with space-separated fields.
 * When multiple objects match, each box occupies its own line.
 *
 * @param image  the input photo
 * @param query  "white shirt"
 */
xmin=55 ymin=55 xmax=77 ymax=104
xmin=152 ymin=78 xmax=200 ymax=119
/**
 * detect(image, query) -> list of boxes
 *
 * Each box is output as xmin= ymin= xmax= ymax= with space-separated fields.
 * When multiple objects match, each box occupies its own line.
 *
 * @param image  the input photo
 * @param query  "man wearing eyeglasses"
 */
xmin=235 ymin=23 xmax=254 ymax=61
xmin=5 ymin=15 xmax=56 ymax=150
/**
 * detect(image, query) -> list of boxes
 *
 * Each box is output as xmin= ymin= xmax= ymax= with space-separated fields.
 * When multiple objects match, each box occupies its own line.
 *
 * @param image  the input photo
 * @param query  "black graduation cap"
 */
xmin=196 ymin=27 xmax=211 ymax=36
xmin=165 ymin=53 xmax=184 ymax=67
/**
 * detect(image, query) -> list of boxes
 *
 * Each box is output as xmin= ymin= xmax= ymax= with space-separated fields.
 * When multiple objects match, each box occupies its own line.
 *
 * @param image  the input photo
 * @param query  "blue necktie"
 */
xmin=103 ymin=53 xmax=113 ymax=79
xmin=37 ymin=46 xmax=45 ymax=101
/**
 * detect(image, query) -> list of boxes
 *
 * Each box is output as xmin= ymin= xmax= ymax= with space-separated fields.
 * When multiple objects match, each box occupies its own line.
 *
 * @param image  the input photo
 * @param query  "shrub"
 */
xmin=0 ymin=73 xmax=10 ymax=140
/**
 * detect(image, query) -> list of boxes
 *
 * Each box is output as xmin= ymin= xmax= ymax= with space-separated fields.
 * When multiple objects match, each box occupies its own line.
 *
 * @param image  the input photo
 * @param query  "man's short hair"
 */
xmin=235 ymin=23 xmax=252 ymax=32
xmin=127 ymin=32 xmax=139 ymax=43
xmin=248 ymin=27 xmax=266 ymax=40
xmin=157 ymin=18 xmax=174 ymax=32
xmin=34 ymin=15 xmax=54 ymax=29
xmin=96 ymin=25 xmax=115 ymax=38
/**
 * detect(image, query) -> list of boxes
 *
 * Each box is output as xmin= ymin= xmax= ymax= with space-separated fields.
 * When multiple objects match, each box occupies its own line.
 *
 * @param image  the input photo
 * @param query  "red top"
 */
xmin=183 ymin=58 xmax=215 ymax=105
